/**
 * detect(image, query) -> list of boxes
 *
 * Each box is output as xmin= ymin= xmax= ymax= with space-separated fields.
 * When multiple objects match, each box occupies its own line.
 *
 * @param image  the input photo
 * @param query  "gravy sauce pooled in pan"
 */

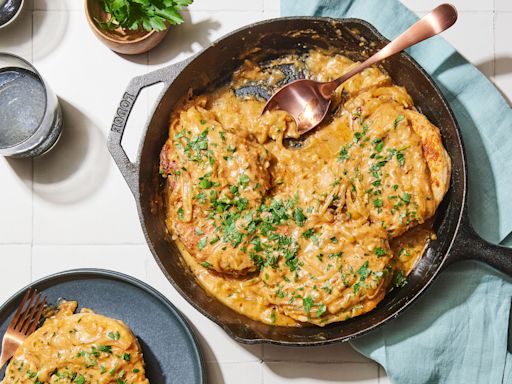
xmin=159 ymin=49 xmax=451 ymax=327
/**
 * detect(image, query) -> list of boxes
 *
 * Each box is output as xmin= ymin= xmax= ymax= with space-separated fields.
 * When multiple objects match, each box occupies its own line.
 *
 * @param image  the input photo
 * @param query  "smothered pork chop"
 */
xmin=160 ymin=49 xmax=451 ymax=326
xmin=1 ymin=301 xmax=149 ymax=384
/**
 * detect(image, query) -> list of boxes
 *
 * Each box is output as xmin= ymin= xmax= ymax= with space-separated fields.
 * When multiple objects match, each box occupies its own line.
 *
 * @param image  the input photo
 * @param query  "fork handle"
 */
xmin=330 ymin=3 xmax=458 ymax=90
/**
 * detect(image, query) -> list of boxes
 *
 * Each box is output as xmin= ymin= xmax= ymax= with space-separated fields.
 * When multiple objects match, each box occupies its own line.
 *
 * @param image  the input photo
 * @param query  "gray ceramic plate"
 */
xmin=0 ymin=269 xmax=205 ymax=383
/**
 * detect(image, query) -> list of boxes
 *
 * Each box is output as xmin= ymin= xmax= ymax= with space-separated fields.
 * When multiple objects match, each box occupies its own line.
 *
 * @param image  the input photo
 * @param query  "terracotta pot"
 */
xmin=85 ymin=0 xmax=169 ymax=55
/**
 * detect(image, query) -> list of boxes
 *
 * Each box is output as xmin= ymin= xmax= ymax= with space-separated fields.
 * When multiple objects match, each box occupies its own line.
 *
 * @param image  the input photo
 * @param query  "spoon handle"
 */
xmin=331 ymin=3 xmax=458 ymax=88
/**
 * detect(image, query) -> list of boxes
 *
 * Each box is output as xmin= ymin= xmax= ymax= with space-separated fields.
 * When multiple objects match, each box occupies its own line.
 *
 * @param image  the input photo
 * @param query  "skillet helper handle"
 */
xmin=448 ymin=215 xmax=512 ymax=277
xmin=108 ymin=58 xmax=192 ymax=196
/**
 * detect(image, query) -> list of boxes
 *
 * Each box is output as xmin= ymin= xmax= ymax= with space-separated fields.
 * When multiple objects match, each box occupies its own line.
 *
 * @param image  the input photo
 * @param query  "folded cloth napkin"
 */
xmin=281 ymin=1 xmax=512 ymax=383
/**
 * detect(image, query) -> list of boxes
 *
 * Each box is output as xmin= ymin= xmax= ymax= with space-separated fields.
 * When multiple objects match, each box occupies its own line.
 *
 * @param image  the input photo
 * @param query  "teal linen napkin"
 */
xmin=281 ymin=1 xmax=512 ymax=383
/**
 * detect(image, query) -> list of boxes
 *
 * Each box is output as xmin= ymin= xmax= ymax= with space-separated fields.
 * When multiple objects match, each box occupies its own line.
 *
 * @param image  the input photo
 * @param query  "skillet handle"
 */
xmin=446 ymin=213 xmax=512 ymax=277
xmin=108 ymin=57 xmax=193 ymax=197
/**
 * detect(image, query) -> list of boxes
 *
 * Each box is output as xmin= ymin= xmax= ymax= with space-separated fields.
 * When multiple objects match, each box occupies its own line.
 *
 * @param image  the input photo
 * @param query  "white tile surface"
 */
xmin=495 ymin=0 xmax=512 ymax=12
xmin=0 ymin=158 xmax=32 ymax=243
xmin=32 ymin=245 xmax=150 ymax=280
xmin=264 ymin=343 xmax=372 ymax=363
xmin=207 ymin=362 xmax=263 ymax=384
xmin=34 ymin=0 xmax=81 ymax=10
xmin=264 ymin=0 xmax=280 ymax=12
xmin=400 ymin=0 xmax=494 ymax=11
xmin=148 ymin=10 xmax=269 ymax=66
xmin=0 ymin=10 xmax=32 ymax=60
xmin=0 ymin=245 xmax=31 ymax=303
xmin=439 ymin=11 xmax=495 ymax=77
xmin=493 ymin=12 xmax=512 ymax=105
xmin=190 ymin=0 xmax=263 ymax=11
xmin=31 ymin=10 xmax=147 ymax=244
xmin=262 ymin=362 xmax=379 ymax=383
xmin=0 ymin=2 xmax=511 ymax=384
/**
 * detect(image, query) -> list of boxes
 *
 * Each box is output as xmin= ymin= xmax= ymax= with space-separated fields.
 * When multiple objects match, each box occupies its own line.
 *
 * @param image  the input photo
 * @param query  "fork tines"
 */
xmin=9 ymin=288 xmax=47 ymax=335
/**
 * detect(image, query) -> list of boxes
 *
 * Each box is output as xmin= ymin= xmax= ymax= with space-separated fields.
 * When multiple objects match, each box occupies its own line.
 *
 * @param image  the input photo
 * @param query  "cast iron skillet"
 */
xmin=108 ymin=17 xmax=512 ymax=345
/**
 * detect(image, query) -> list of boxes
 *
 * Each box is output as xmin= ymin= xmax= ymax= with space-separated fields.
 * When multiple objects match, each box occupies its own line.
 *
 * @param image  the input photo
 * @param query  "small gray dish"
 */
xmin=0 ymin=0 xmax=24 ymax=29
xmin=0 ymin=269 xmax=205 ymax=383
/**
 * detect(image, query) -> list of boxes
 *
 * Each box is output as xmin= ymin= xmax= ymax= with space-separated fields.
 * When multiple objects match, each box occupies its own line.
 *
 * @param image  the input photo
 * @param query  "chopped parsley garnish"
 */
xmin=198 ymin=238 xmax=207 ymax=250
xmin=400 ymin=193 xmax=411 ymax=204
xmin=108 ymin=331 xmax=120 ymax=340
xmin=177 ymin=207 xmax=184 ymax=220
xmin=302 ymin=228 xmax=315 ymax=239
xmin=372 ymin=198 xmax=383 ymax=208
xmin=394 ymin=270 xmax=407 ymax=287
xmin=239 ymin=174 xmax=250 ymax=188
xmin=183 ymin=129 xmax=209 ymax=162
xmin=98 ymin=345 xmax=112 ymax=354
xmin=201 ymin=261 xmax=212 ymax=268
xmin=393 ymin=115 xmax=405 ymax=128
xmin=357 ymin=261 xmax=370 ymax=280
xmin=396 ymin=150 xmax=405 ymax=166
xmin=338 ymin=146 xmax=349 ymax=162
xmin=328 ymin=251 xmax=342 ymax=259
xmin=372 ymin=138 xmax=384 ymax=153
xmin=303 ymin=296 xmax=314 ymax=314
xmin=316 ymin=303 xmax=327 ymax=318
xmin=293 ymin=207 xmax=306 ymax=227
xmin=374 ymin=247 xmax=386 ymax=257
xmin=198 ymin=177 xmax=213 ymax=189
xmin=194 ymin=192 xmax=207 ymax=203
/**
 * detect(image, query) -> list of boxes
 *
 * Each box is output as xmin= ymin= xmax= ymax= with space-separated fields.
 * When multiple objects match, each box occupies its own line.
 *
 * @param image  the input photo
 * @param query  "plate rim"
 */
xmin=0 ymin=268 xmax=206 ymax=383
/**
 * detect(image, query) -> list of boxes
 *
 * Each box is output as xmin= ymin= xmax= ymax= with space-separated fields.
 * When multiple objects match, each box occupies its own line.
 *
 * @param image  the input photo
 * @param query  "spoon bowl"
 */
xmin=262 ymin=3 xmax=458 ymax=136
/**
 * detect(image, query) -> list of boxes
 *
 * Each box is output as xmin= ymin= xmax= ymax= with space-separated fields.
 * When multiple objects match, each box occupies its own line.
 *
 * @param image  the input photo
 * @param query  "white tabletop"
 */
xmin=1 ymin=1 xmax=510 ymax=383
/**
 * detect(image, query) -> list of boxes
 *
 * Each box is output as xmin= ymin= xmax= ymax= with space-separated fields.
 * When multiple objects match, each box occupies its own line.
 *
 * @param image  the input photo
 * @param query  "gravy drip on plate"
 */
xmin=160 ymin=50 xmax=451 ymax=326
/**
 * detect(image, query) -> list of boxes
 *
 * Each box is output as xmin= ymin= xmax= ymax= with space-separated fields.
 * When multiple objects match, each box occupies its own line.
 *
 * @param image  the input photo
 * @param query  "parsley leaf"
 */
xmin=108 ymin=331 xmax=120 ymax=340
xmin=97 ymin=0 xmax=194 ymax=32
xmin=394 ymin=270 xmax=407 ymax=287
xmin=302 ymin=228 xmax=315 ymax=239
xmin=393 ymin=115 xmax=405 ymax=128
xmin=293 ymin=207 xmax=306 ymax=227
xmin=316 ymin=303 xmax=327 ymax=318
xmin=357 ymin=261 xmax=370 ymax=280
xmin=198 ymin=238 xmax=207 ymax=250
xmin=303 ymin=296 xmax=314 ymax=314
xmin=338 ymin=146 xmax=349 ymax=162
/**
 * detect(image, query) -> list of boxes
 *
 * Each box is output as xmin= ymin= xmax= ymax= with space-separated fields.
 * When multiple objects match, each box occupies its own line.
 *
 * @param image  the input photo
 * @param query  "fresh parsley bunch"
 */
xmin=98 ymin=0 xmax=193 ymax=32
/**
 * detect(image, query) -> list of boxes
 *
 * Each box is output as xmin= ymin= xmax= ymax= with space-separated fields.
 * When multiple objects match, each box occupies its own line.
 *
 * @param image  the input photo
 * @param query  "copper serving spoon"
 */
xmin=262 ymin=3 xmax=458 ymax=136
